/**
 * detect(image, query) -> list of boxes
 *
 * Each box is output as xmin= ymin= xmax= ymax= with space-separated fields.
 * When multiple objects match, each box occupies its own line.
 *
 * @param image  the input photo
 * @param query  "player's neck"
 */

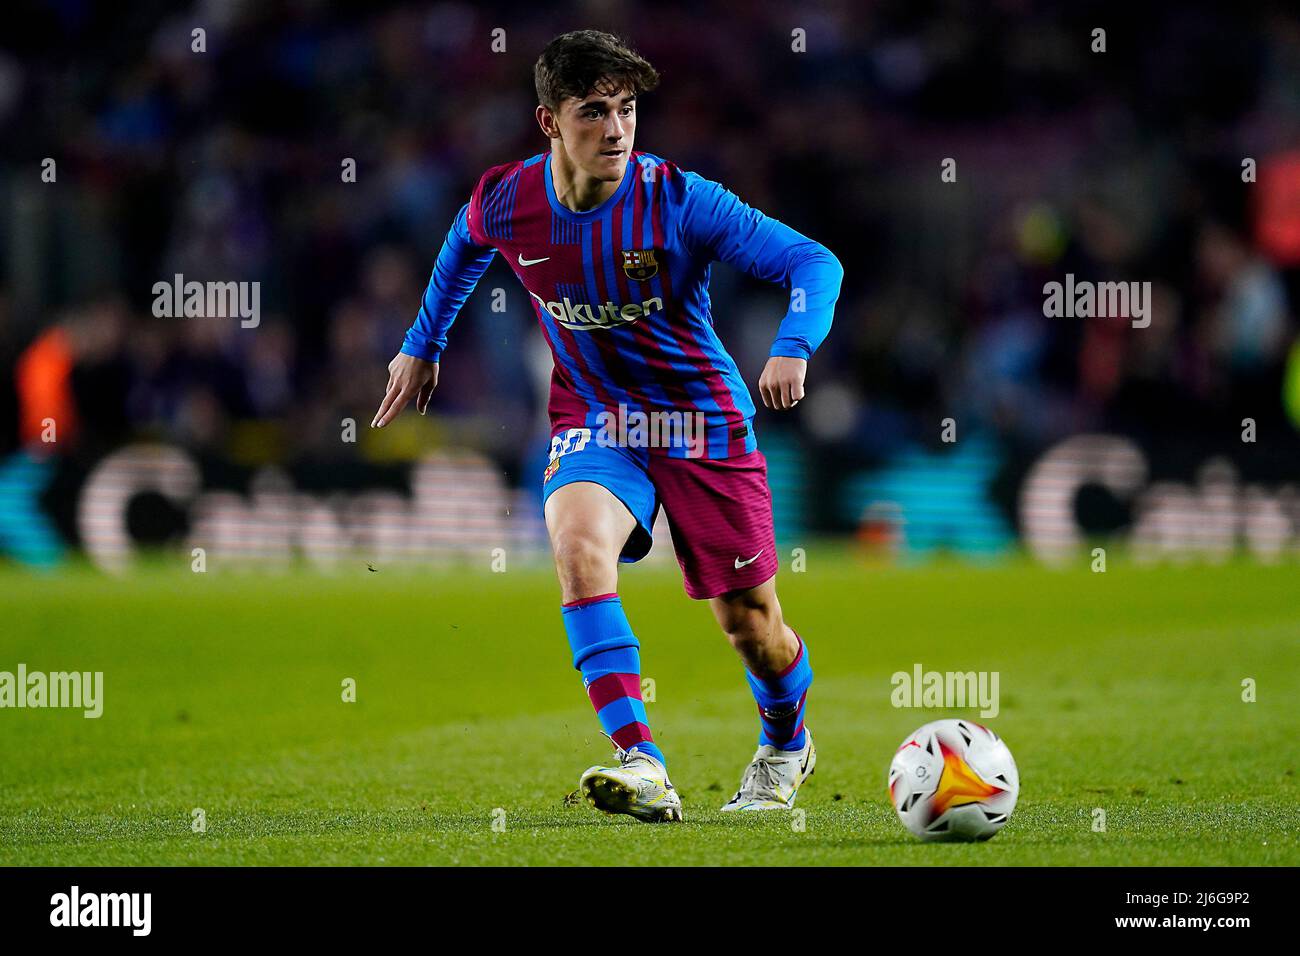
xmin=549 ymin=148 xmax=621 ymax=213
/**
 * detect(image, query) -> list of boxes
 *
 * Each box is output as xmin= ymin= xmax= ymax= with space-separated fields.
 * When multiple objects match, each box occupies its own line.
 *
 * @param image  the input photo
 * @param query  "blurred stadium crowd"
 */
xmin=1 ymin=0 xmax=1298 ymax=551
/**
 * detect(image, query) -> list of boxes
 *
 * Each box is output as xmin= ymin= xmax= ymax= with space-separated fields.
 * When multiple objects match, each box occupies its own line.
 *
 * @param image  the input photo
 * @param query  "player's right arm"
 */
xmin=372 ymin=202 xmax=496 ymax=428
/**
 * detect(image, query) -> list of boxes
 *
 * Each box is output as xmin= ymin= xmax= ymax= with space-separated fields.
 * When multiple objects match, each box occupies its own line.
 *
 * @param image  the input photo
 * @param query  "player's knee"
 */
xmin=550 ymin=528 xmax=617 ymax=599
xmin=716 ymin=597 xmax=781 ymax=653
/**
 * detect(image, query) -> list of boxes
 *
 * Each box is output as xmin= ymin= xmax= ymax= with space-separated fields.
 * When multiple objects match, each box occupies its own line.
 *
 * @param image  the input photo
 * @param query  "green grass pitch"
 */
xmin=0 ymin=555 xmax=1296 ymax=866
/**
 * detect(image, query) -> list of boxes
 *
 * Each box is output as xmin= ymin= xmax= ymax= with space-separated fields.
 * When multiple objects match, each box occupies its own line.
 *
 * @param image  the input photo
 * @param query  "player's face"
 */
xmin=556 ymin=87 xmax=637 ymax=182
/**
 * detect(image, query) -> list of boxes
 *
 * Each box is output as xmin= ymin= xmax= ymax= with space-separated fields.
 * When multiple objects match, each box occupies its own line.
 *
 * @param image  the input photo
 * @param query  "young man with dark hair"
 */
xmin=373 ymin=30 xmax=842 ymax=822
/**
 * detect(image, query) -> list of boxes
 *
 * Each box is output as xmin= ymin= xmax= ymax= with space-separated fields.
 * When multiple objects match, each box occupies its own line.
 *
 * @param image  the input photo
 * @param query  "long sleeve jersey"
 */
xmin=402 ymin=150 xmax=843 ymax=459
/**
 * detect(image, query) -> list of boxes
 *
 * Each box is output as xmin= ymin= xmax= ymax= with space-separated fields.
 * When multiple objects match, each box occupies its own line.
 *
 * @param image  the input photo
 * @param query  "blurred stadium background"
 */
xmin=1 ymin=0 xmax=1299 ymax=575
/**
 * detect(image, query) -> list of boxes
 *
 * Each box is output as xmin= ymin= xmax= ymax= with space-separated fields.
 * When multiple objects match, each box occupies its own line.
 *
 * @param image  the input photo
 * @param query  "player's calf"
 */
xmin=712 ymin=580 xmax=816 ymax=807
xmin=711 ymin=580 xmax=800 ymax=676
xmin=547 ymin=481 xmax=671 ymax=809
xmin=712 ymin=581 xmax=812 ymax=748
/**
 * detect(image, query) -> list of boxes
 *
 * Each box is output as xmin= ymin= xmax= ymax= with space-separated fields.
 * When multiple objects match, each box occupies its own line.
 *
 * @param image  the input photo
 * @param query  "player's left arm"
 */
xmin=678 ymin=172 xmax=844 ymax=409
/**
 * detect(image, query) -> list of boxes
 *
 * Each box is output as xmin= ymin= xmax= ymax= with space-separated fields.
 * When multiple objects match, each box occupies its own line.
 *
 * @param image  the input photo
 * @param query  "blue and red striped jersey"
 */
xmin=402 ymin=151 xmax=842 ymax=459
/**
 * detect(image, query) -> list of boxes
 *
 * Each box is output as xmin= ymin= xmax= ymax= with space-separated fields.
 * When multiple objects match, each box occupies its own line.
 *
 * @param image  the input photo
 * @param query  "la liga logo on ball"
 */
xmin=888 ymin=719 xmax=1019 ymax=842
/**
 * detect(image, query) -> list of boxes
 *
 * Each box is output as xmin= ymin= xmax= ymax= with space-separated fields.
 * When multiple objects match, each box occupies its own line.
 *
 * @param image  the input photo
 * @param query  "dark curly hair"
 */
xmin=534 ymin=30 xmax=660 ymax=111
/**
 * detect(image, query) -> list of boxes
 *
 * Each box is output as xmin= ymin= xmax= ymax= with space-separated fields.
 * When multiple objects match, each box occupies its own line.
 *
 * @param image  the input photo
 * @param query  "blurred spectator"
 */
xmin=0 ymin=0 xmax=1295 ymax=517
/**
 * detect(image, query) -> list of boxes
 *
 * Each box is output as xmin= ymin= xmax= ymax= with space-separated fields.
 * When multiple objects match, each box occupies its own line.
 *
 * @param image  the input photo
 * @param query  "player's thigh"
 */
xmin=542 ymin=429 xmax=658 ymax=565
xmin=544 ymin=480 xmax=638 ymax=557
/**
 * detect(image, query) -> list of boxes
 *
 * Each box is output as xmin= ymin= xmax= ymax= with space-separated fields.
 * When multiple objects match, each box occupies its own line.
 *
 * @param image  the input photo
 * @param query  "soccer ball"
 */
xmin=887 ymin=719 xmax=1019 ymax=842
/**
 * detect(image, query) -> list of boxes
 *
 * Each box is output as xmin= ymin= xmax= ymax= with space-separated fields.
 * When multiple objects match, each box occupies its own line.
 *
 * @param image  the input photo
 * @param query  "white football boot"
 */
xmin=580 ymin=743 xmax=684 ymax=823
xmin=720 ymin=729 xmax=817 ymax=811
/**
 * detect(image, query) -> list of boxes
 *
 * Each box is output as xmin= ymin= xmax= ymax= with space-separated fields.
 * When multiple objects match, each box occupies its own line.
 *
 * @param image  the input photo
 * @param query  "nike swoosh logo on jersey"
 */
xmin=734 ymin=549 xmax=764 ymax=570
xmin=517 ymin=254 xmax=550 ymax=266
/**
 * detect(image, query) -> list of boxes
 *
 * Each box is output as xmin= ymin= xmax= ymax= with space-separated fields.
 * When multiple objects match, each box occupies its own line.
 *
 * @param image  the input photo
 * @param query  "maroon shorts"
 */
xmin=649 ymin=450 xmax=779 ymax=599
xmin=542 ymin=434 xmax=779 ymax=599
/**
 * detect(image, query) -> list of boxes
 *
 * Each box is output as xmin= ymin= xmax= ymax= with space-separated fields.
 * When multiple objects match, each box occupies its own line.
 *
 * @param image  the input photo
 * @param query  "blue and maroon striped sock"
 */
xmin=561 ymin=593 xmax=665 ymax=766
xmin=744 ymin=632 xmax=812 ymax=751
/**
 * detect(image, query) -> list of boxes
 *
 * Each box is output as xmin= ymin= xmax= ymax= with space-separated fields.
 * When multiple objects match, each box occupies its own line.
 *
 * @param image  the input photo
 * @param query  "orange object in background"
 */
xmin=854 ymin=500 xmax=903 ymax=563
xmin=15 ymin=325 xmax=77 ymax=447
xmin=1254 ymin=150 xmax=1300 ymax=267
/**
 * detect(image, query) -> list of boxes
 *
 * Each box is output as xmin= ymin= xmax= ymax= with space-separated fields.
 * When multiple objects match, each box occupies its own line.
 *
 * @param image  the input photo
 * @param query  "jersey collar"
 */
xmin=544 ymin=151 xmax=637 ymax=223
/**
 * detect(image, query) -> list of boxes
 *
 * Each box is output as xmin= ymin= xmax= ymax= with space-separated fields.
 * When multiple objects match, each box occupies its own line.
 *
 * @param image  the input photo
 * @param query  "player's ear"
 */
xmin=536 ymin=104 xmax=560 ymax=140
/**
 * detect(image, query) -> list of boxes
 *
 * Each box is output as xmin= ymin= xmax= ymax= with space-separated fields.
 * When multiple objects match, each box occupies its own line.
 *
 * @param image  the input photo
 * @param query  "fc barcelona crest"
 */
xmin=621 ymin=248 xmax=659 ymax=281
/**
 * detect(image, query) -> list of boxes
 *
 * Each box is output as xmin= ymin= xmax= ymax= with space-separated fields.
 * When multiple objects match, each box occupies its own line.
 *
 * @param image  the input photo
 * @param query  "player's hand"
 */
xmin=758 ymin=356 xmax=807 ymax=410
xmin=372 ymin=352 xmax=439 ymax=428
